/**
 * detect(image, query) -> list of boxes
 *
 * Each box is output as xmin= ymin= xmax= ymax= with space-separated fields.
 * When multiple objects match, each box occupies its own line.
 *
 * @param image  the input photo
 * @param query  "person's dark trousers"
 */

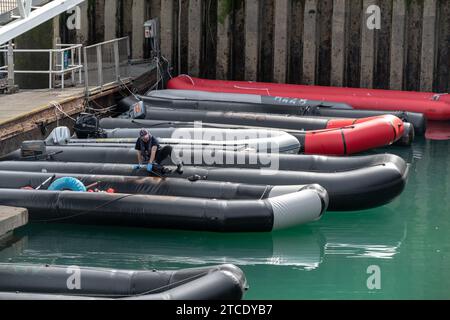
xmin=155 ymin=146 xmax=173 ymax=164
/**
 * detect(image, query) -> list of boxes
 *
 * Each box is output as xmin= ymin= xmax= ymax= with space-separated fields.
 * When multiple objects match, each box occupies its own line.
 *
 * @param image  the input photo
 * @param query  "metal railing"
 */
xmin=83 ymin=37 xmax=130 ymax=94
xmin=0 ymin=0 xmax=17 ymax=15
xmin=0 ymin=42 xmax=14 ymax=90
xmin=0 ymin=43 xmax=83 ymax=89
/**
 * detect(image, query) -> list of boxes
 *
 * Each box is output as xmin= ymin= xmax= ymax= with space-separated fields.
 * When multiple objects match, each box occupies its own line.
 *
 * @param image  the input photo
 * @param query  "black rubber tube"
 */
xmin=0 ymin=189 xmax=274 ymax=232
xmin=1 ymin=146 xmax=407 ymax=171
xmin=0 ymin=170 xmax=306 ymax=200
xmin=0 ymin=153 xmax=409 ymax=211
xmin=108 ymin=107 xmax=413 ymax=147
xmin=0 ymin=264 xmax=246 ymax=300
xmin=140 ymin=94 xmax=426 ymax=135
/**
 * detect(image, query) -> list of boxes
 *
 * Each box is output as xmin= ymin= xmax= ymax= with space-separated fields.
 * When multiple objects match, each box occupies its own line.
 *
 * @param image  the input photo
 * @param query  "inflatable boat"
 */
xmin=127 ymin=97 xmax=415 ymax=144
xmin=0 ymin=155 xmax=409 ymax=211
xmin=0 ymin=184 xmax=326 ymax=232
xmin=49 ymin=126 xmax=300 ymax=154
xmin=0 ymin=170 xmax=327 ymax=203
xmin=0 ymin=264 xmax=247 ymax=300
xmin=143 ymin=90 xmax=426 ymax=135
xmin=113 ymin=107 xmax=408 ymax=155
xmin=167 ymin=75 xmax=450 ymax=120
xmin=100 ymin=117 xmax=414 ymax=147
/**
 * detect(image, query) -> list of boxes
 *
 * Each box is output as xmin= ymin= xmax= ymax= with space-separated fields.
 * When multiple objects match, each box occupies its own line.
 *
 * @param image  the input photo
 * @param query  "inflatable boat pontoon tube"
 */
xmin=168 ymin=80 xmax=450 ymax=103
xmin=167 ymin=76 xmax=450 ymax=120
xmin=0 ymin=186 xmax=327 ymax=231
xmin=142 ymin=90 xmax=426 ymax=135
xmin=67 ymin=124 xmax=411 ymax=152
xmin=116 ymin=107 xmax=408 ymax=155
xmin=53 ymin=127 xmax=300 ymax=154
xmin=100 ymin=118 xmax=416 ymax=149
xmin=0 ymin=151 xmax=405 ymax=172
xmin=0 ymin=264 xmax=247 ymax=300
xmin=0 ymin=170 xmax=328 ymax=203
xmin=120 ymin=97 xmax=415 ymax=145
xmin=0 ymin=157 xmax=409 ymax=211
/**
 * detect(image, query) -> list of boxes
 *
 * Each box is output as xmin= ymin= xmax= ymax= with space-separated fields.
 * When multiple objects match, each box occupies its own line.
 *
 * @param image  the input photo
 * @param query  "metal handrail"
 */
xmin=84 ymin=36 xmax=130 ymax=50
xmin=0 ymin=0 xmax=17 ymax=15
xmin=0 ymin=43 xmax=83 ymax=89
xmin=83 ymin=36 xmax=130 ymax=95
xmin=0 ymin=44 xmax=82 ymax=53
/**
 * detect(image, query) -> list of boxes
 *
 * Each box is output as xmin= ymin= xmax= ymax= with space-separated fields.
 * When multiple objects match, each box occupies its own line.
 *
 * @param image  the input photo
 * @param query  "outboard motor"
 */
xmin=117 ymin=96 xmax=146 ymax=119
xmin=21 ymin=141 xmax=46 ymax=158
xmin=74 ymin=113 xmax=105 ymax=139
xmin=45 ymin=127 xmax=71 ymax=145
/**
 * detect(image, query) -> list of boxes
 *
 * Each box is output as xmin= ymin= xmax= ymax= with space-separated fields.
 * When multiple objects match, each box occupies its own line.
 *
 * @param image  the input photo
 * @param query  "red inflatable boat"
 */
xmin=299 ymin=115 xmax=405 ymax=155
xmin=168 ymin=76 xmax=450 ymax=120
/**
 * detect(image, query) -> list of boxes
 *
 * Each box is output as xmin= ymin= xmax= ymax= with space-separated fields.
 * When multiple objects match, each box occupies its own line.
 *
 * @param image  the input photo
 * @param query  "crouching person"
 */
xmin=134 ymin=129 xmax=183 ymax=175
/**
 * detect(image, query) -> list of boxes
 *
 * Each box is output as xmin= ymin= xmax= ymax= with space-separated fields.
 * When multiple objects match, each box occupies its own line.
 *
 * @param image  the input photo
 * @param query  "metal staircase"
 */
xmin=0 ymin=0 xmax=85 ymax=45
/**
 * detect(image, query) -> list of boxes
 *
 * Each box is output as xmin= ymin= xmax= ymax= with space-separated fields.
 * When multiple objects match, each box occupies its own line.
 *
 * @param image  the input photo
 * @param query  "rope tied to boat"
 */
xmin=33 ymin=193 xmax=136 ymax=223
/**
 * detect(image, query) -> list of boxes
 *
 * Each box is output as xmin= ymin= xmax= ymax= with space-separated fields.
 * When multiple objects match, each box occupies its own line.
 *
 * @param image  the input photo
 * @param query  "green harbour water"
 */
xmin=1 ymin=138 xmax=449 ymax=299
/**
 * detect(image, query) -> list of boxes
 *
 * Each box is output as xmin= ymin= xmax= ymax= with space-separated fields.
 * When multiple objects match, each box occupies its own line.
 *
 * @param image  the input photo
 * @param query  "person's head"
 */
xmin=140 ymin=129 xmax=151 ymax=142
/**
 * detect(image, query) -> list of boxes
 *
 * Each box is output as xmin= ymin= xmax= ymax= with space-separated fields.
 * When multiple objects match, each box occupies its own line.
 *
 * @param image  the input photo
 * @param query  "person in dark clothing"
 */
xmin=134 ymin=129 xmax=183 ymax=175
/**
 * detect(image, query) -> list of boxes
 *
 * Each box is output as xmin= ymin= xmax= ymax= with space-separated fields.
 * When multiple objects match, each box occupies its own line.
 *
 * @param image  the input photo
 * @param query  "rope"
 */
xmin=259 ymin=185 xmax=271 ymax=200
xmin=119 ymin=78 xmax=140 ymax=100
xmin=50 ymin=101 xmax=77 ymax=122
xmin=33 ymin=193 xmax=135 ymax=223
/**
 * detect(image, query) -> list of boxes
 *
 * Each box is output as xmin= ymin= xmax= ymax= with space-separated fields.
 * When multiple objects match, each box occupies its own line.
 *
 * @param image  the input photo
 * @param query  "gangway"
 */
xmin=0 ymin=0 xmax=84 ymax=45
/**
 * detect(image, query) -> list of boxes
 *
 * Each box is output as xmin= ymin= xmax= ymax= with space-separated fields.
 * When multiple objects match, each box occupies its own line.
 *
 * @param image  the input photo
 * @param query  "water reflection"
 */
xmin=0 ymin=225 xmax=326 ymax=270
xmin=318 ymin=207 xmax=406 ymax=260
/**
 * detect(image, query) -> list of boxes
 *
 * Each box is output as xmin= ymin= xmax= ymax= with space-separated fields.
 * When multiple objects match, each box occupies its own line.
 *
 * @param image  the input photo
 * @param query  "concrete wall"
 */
xmin=58 ymin=0 xmax=449 ymax=92
xmin=15 ymin=20 xmax=55 ymax=89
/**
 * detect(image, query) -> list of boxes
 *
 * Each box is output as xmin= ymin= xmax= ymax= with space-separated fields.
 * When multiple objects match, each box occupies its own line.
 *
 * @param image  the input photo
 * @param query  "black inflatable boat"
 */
xmin=0 ymin=182 xmax=326 ymax=231
xmin=0 ymin=153 xmax=409 ymax=211
xmin=142 ymin=90 xmax=426 ymax=135
xmin=0 ymin=264 xmax=247 ymax=300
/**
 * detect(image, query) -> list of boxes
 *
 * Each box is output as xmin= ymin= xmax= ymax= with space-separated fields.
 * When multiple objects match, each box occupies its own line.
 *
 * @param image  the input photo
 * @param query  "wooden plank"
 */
xmin=374 ymin=0 xmax=392 ymax=89
xmin=302 ymin=0 xmax=318 ymax=85
xmin=216 ymin=0 xmax=232 ymax=79
xmin=104 ymin=0 xmax=118 ymax=41
xmin=331 ymin=0 xmax=347 ymax=86
xmin=131 ymin=0 xmax=146 ymax=60
xmin=405 ymin=0 xmax=423 ymax=91
xmin=389 ymin=0 xmax=406 ymax=90
xmin=260 ymin=0 xmax=275 ymax=82
xmin=420 ymin=0 xmax=438 ymax=92
xmin=346 ymin=0 xmax=363 ymax=88
xmin=436 ymin=0 xmax=450 ymax=93
xmin=161 ymin=0 xmax=174 ymax=65
xmin=288 ymin=0 xmax=305 ymax=84
xmin=318 ymin=0 xmax=333 ymax=86
xmin=273 ymin=0 xmax=290 ymax=83
xmin=245 ymin=0 xmax=260 ymax=81
xmin=232 ymin=0 xmax=246 ymax=80
xmin=188 ymin=0 xmax=202 ymax=77
xmin=360 ymin=0 xmax=378 ymax=88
